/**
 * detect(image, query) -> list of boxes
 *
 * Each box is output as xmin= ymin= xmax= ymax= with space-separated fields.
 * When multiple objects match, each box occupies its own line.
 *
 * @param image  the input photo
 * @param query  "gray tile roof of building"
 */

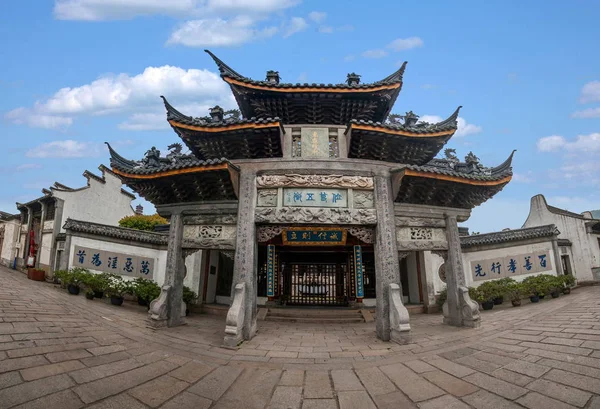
xmin=205 ymin=49 xmax=407 ymax=89
xmin=348 ymin=106 xmax=461 ymax=134
xmin=63 ymin=218 xmax=168 ymax=245
xmin=461 ymin=224 xmax=559 ymax=248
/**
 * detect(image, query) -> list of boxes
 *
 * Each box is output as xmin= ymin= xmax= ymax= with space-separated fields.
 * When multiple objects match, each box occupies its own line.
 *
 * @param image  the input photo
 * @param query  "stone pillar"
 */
xmin=443 ymin=215 xmax=480 ymax=328
xmin=229 ymin=169 xmax=258 ymax=341
xmin=35 ymin=202 xmax=46 ymax=269
xmin=373 ymin=175 xmax=410 ymax=342
xmin=148 ymin=211 xmax=186 ymax=328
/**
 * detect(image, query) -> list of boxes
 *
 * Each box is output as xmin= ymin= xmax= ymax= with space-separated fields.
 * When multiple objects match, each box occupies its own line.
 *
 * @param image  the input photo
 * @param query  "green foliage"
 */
xmin=505 ymin=282 xmax=525 ymax=301
xmin=477 ymin=281 xmax=502 ymax=302
xmin=183 ymin=286 xmax=198 ymax=305
xmin=118 ymin=214 xmax=168 ymax=231
xmin=522 ymin=274 xmax=558 ymax=297
xmin=561 ymin=274 xmax=576 ymax=288
xmin=468 ymin=287 xmax=484 ymax=303
xmin=53 ymin=270 xmax=69 ymax=287
xmin=104 ymin=275 xmax=133 ymax=297
xmin=132 ymin=278 xmax=161 ymax=303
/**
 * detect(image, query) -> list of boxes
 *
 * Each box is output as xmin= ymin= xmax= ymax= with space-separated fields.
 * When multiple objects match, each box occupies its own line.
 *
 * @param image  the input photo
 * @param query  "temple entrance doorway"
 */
xmin=399 ymin=252 xmax=424 ymax=305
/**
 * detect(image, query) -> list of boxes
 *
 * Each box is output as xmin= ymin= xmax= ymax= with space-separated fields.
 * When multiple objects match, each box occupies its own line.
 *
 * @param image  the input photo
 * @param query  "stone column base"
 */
xmin=389 ymin=283 xmax=411 ymax=344
xmin=223 ymin=283 xmax=246 ymax=348
xmin=147 ymin=285 xmax=187 ymax=329
xmin=443 ymin=286 xmax=481 ymax=328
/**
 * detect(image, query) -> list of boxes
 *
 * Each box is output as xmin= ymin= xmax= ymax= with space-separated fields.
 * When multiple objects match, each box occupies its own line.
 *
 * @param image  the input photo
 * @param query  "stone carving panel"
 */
xmin=395 ymin=217 xmax=446 ymax=228
xmin=397 ymin=227 xmax=447 ymax=250
xmin=199 ymin=225 xmax=223 ymax=238
xmin=257 ymin=226 xmax=284 ymax=243
xmin=348 ymin=227 xmax=375 ymax=244
xmin=410 ymin=228 xmax=433 ymax=240
xmin=256 ymin=174 xmax=374 ymax=189
xmin=257 ymin=189 xmax=278 ymax=207
xmin=255 ymin=207 xmax=376 ymax=225
xmin=353 ymin=190 xmax=374 ymax=209
xmin=183 ymin=214 xmax=237 ymax=225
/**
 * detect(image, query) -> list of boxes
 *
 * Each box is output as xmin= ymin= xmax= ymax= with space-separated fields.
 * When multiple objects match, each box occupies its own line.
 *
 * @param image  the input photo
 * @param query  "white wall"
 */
xmin=462 ymin=240 xmax=558 ymax=288
xmin=205 ymin=250 xmax=220 ymax=304
xmin=39 ymin=232 xmax=53 ymax=267
xmin=68 ymin=235 xmax=167 ymax=284
xmin=53 ymin=172 xmax=134 ymax=233
xmin=183 ymin=250 xmax=203 ymax=299
xmin=423 ymin=251 xmax=445 ymax=300
xmin=0 ymin=220 xmax=20 ymax=266
xmin=523 ymin=195 xmax=600 ymax=282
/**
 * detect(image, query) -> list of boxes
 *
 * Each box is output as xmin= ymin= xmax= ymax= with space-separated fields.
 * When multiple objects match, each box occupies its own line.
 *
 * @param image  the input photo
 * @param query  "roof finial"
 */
xmin=346 ymin=73 xmax=361 ymax=86
xmin=266 ymin=70 xmax=280 ymax=84
xmin=209 ymin=105 xmax=224 ymax=122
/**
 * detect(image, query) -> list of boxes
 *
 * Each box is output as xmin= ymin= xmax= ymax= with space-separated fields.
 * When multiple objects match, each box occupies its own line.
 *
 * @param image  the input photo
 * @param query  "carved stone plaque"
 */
xmin=255 ymin=207 xmax=377 ymax=225
xmin=283 ymin=188 xmax=347 ymax=208
xmin=301 ymin=128 xmax=329 ymax=158
xmin=256 ymin=174 xmax=374 ymax=189
xmin=353 ymin=190 xmax=374 ymax=209
xmin=257 ymin=189 xmax=278 ymax=207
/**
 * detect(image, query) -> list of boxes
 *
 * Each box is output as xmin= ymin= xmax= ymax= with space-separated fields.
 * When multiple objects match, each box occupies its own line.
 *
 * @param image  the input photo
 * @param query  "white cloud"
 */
xmin=284 ymin=17 xmax=308 ymax=38
xmin=118 ymin=113 xmax=169 ymax=131
xmin=54 ymin=0 xmax=300 ymax=20
xmin=537 ymin=133 xmax=600 ymax=153
xmin=318 ymin=25 xmax=333 ymax=33
xmin=579 ymin=80 xmax=600 ymax=104
xmin=6 ymin=65 xmax=230 ymax=129
xmin=16 ymin=164 xmax=42 ymax=171
xmin=387 ymin=37 xmax=424 ymax=52
xmin=419 ymin=115 xmax=482 ymax=137
xmin=512 ymin=172 xmax=534 ymax=183
xmin=308 ymin=11 xmax=326 ymax=23
xmin=571 ymin=107 xmax=600 ymax=118
xmin=362 ymin=49 xmax=388 ymax=59
xmin=26 ymin=140 xmax=103 ymax=158
xmin=168 ymin=16 xmax=277 ymax=47
xmin=344 ymin=55 xmax=355 ymax=62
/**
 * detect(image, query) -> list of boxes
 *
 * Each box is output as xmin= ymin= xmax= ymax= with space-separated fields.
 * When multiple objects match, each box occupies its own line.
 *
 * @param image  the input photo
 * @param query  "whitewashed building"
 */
xmin=3 ymin=165 xmax=136 ymax=273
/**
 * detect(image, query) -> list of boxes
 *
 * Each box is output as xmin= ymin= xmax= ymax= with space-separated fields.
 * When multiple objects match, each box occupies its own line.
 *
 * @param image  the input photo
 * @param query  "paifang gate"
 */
xmin=257 ymin=227 xmax=375 ymax=307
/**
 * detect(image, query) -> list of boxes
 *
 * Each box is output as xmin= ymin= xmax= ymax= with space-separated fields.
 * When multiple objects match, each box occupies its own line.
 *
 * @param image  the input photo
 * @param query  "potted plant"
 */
xmin=132 ymin=278 xmax=161 ymax=307
xmin=53 ymin=270 xmax=69 ymax=288
xmin=506 ymin=282 xmax=524 ymax=307
xmin=494 ymin=278 xmax=515 ymax=305
xmin=183 ymin=286 xmax=198 ymax=316
xmin=477 ymin=281 xmax=498 ymax=310
xmin=561 ymin=275 xmax=576 ymax=294
xmin=523 ymin=276 xmax=546 ymax=303
xmin=85 ymin=288 xmax=95 ymax=300
xmin=105 ymin=276 xmax=131 ymax=306
xmin=549 ymin=276 xmax=562 ymax=298
xmin=436 ymin=287 xmax=447 ymax=310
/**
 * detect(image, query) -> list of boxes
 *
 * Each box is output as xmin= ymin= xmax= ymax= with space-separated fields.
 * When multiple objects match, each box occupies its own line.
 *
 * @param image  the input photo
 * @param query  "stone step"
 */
xmin=265 ymin=316 xmax=365 ymax=323
xmin=265 ymin=308 xmax=366 ymax=323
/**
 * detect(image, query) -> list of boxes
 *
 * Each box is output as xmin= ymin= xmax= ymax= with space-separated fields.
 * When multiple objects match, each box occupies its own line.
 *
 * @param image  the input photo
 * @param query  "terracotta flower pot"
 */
xmin=28 ymin=269 xmax=45 ymax=281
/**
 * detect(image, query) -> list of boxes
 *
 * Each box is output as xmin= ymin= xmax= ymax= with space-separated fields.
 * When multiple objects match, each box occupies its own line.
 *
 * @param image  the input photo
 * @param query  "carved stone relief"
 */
xmin=438 ymin=263 xmax=447 ymax=283
xmin=395 ymin=217 xmax=446 ymax=228
xmin=199 ymin=225 xmax=223 ymax=238
xmin=256 ymin=174 xmax=374 ymax=190
xmin=255 ymin=207 xmax=377 ymax=225
xmin=348 ymin=227 xmax=375 ymax=244
xmin=432 ymin=250 xmax=448 ymax=261
xmin=410 ymin=227 xmax=433 ymax=240
xmin=221 ymin=250 xmax=235 ymax=260
xmin=353 ymin=190 xmax=374 ymax=209
xmin=183 ymin=225 xmax=236 ymax=241
xmin=257 ymin=226 xmax=284 ymax=243
xmin=183 ymin=238 xmax=235 ymax=250
xmin=257 ymin=189 xmax=278 ymax=207
xmin=183 ymin=214 xmax=237 ymax=225
xmin=397 ymin=227 xmax=446 ymax=243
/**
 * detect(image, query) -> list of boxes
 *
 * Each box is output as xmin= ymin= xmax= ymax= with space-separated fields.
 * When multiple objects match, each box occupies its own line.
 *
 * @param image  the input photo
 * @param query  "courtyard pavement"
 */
xmin=1 ymin=266 xmax=600 ymax=409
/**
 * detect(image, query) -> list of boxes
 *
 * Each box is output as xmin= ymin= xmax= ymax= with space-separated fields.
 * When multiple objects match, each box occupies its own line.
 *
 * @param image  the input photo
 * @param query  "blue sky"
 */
xmin=1 ymin=0 xmax=599 ymax=233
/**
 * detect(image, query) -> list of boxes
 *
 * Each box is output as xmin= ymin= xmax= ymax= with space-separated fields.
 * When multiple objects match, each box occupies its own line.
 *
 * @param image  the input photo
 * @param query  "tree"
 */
xmin=118 ymin=214 xmax=168 ymax=231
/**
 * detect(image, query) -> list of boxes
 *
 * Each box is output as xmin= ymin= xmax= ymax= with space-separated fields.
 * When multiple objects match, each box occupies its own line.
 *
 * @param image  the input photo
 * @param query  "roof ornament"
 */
xmin=444 ymin=148 xmax=459 ymax=163
xmin=142 ymin=147 xmax=162 ymax=168
xmin=346 ymin=73 xmax=361 ymax=86
xmin=266 ymin=70 xmax=280 ymax=84
xmin=464 ymin=151 xmax=489 ymax=174
xmin=210 ymin=105 xmax=224 ymax=122
xmin=166 ymin=143 xmax=184 ymax=164
xmin=400 ymin=111 xmax=420 ymax=127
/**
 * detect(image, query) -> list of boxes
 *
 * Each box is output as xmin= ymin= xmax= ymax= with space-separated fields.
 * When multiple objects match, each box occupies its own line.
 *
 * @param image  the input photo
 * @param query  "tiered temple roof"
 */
xmin=106 ymin=51 xmax=514 ymax=208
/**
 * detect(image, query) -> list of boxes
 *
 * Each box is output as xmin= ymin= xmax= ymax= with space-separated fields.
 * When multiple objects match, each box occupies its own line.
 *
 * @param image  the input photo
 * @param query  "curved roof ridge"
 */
xmin=379 ymin=61 xmax=407 ymax=84
xmin=461 ymin=224 xmax=559 ymax=248
xmin=434 ymin=106 xmax=462 ymax=128
xmin=204 ymin=49 xmax=245 ymax=79
xmin=491 ymin=150 xmax=516 ymax=176
xmin=105 ymin=142 xmax=139 ymax=170
xmin=160 ymin=96 xmax=193 ymax=122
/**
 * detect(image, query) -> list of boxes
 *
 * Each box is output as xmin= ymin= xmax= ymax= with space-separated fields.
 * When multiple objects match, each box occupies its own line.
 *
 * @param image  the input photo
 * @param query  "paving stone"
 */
xmin=0 ymin=341 xmax=36 ymax=351
xmin=405 ymin=359 xmax=437 ymax=373
xmin=168 ymin=360 xmax=213 ymax=383
xmin=129 ymin=375 xmax=189 ymax=408
xmin=455 ymin=355 xmax=501 ymax=374
xmin=516 ymin=391 xmax=578 ymax=409
xmin=381 ymin=363 xmax=445 ymax=402
xmin=268 ymin=386 xmax=302 ymax=409
xmin=338 ymin=390 xmax=377 ymax=409
xmin=86 ymin=393 xmax=149 ymax=409
xmin=158 ymin=391 xmax=211 ymax=409
xmin=7 ymin=341 xmax=98 ymax=358
xmin=0 ymin=355 xmax=49 ymax=374
xmin=70 ymin=357 xmax=144 ymax=384
xmin=523 ymin=355 xmax=542 ymax=363
xmin=500 ymin=333 xmax=545 ymax=342
xmin=472 ymin=351 xmax=516 ymax=366
xmin=0 ymin=374 xmax=74 ymax=408
xmin=20 ymin=359 xmax=85 ymax=381
xmin=588 ymin=396 xmax=600 ymax=409
xmin=355 ymin=367 xmax=396 ymax=396
xmin=331 ymin=369 xmax=363 ymax=391
xmin=491 ymin=368 xmax=534 ymax=386
xmin=527 ymin=378 xmax=592 ymax=407
xmin=72 ymin=360 xmax=178 ymax=404
xmin=463 ymin=372 xmax=527 ymax=400
xmin=418 ymin=394 xmax=471 ymax=409
xmin=519 ymin=341 xmax=592 ymax=356
xmin=279 ymin=370 xmax=304 ymax=386
xmin=87 ymin=344 xmax=128 ymax=356
xmin=301 ymin=400 xmax=337 ymax=409
xmin=45 ymin=349 xmax=93 ymax=363
xmin=425 ymin=357 xmax=476 ymax=378
xmin=12 ymin=389 xmax=84 ymax=409
xmin=373 ymin=390 xmax=418 ymax=409
xmin=0 ymin=371 xmax=23 ymax=389
xmin=580 ymin=340 xmax=600 ymax=350
xmin=535 ymin=357 xmax=600 ymax=379
xmin=304 ymin=370 xmax=333 ymax=399
xmin=461 ymin=389 xmax=524 ymax=409
xmin=438 ymin=348 xmax=478 ymax=360
xmin=216 ymin=368 xmax=281 ymax=409
xmin=422 ymin=370 xmax=479 ymax=397
xmin=543 ymin=368 xmax=600 ymax=394
xmin=541 ymin=337 xmax=584 ymax=347
xmin=502 ymin=360 xmax=550 ymax=378
xmin=187 ymin=365 xmax=243 ymax=401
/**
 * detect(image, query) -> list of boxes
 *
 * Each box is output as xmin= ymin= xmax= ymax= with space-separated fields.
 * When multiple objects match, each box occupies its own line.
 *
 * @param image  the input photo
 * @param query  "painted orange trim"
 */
xmin=224 ymin=77 xmax=401 ymax=93
xmin=403 ymin=169 xmax=512 ymax=186
xmin=169 ymin=120 xmax=280 ymax=133
xmin=111 ymin=163 xmax=230 ymax=180
xmin=352 ymin=124 xmax=455 ymax=138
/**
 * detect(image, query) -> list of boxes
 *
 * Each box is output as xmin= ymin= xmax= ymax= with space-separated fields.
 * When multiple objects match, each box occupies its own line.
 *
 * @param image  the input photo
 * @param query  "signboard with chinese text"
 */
xmin=71 ymin=245 xmax=155 ymax=279
xmin=283 ymin=188 xmax=347 ymax=208
xmin=266 ymin=244 xmax=275 ymax=297
xmin=300 ymin=127 xmax=329 ymax=158
xmin=354 ymin=245 xmax=364 ymax=299
xmin=282 ymin=228 xmax=347 ymax=246
xmin=471 ymin=251 xmax=553 ymax=282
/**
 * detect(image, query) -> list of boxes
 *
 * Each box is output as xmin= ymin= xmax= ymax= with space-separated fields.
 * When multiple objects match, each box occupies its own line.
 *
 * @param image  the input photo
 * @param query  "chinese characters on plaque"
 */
xmin=300 ymin=127 xmax=329 ymax=158
xmin=471 ymin=251 xmax=552 ymax=282
xmin=283 ymin=188 xmax=347 ymax=208
xmin=72 ymin=245 xmax=155 ymax=279
xmin=266 ymin=244 xmax=275 ymax=298
xmin=282 ymin=228 xmax=347 ymax=246
xmin=354 ymin=245 xmax=364 ymax=299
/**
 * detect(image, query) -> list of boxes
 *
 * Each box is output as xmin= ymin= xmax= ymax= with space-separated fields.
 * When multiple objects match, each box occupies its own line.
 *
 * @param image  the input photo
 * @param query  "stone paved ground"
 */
xmin=1 ymin=266 xmax=600 ymax=409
